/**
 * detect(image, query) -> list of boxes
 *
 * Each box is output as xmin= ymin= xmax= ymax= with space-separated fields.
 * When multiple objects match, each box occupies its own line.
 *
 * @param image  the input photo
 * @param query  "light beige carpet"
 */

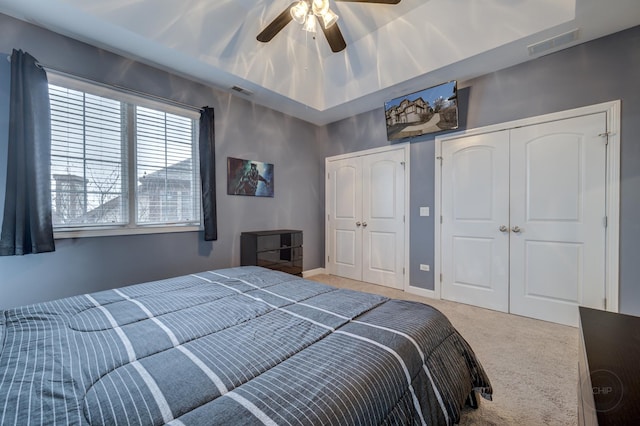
xmin=306 ymin=274 xmax=578 ymax=426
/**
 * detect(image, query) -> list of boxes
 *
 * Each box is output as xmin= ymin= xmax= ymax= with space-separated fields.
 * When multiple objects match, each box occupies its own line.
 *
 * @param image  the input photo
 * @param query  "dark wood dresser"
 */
xmin=578 ymin=306 xmax=640 ymax=425
xmin=240 ymin=229 xmax=303 ymax=276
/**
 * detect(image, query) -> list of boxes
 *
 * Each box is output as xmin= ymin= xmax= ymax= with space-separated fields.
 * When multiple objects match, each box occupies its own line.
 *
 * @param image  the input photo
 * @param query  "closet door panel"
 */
xmin=509 ymin=113 xmax=607 ymax=326
xmin=441 ymin=131 xmax=510 ymax=312
xmin=362 ymin=150 xmax=405 ymax=289
xmin=327 ymin=158 xmax=363 ymax=281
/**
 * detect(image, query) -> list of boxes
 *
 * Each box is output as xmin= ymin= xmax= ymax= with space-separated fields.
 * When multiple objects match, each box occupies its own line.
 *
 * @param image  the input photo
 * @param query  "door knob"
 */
xmin=499 ymin=225 xmax=509 ymax=233
xmin=362 ymin=222 xmax=368 ymax=227
xmin=356 ymin=222 xmax=361 ymax=227
xmin=511 ymin=226 xmax=521 ymax=233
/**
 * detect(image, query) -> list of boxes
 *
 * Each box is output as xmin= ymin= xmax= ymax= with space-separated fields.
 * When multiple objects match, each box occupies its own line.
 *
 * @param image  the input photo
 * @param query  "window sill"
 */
xmin=54 ymin=224 xmax=202 ymax=240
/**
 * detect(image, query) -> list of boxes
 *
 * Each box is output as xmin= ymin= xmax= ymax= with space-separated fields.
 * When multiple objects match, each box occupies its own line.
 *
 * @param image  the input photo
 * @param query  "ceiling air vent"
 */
xmin=528 ymin=28 xmax=580 ymax=56
xmin=231 ymin=85 xmax=253 ymax=96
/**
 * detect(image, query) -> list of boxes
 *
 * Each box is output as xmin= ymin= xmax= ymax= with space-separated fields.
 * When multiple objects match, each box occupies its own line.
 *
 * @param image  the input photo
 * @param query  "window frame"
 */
xmin=48 ymin=73 xmax=202 ymax=239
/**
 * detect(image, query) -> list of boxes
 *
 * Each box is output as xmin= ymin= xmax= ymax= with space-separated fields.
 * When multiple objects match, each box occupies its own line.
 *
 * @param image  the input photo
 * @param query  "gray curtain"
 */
xmin=199 ymin=107 xmax=217 ymax=241
xmin=0 ymin=49 xmax=54 ymax=256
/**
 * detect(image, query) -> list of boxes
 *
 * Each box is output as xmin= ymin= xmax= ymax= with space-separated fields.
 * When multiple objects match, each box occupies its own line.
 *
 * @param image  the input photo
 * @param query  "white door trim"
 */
xmin=434 ymin=100 xmax=620 ymax=313
xmin=325 ymin=143 xmax=411 ymax=291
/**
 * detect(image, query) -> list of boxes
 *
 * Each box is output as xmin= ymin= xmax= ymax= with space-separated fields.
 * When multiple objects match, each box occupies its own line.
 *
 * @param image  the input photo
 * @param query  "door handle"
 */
xmin=499 ymin=225 xmax=509 ymax=233
xmin=356 ymin=222 xmax=361 ymax=227
xmin=362 ymin=222 xmax=368 ymax=228
xmin=511 ymin=226 xmax=522 ymax=233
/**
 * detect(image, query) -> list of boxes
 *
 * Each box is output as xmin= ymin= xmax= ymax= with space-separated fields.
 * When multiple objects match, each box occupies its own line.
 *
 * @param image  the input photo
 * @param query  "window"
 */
xmin=48 ymin=74 xmax=201 ymax=237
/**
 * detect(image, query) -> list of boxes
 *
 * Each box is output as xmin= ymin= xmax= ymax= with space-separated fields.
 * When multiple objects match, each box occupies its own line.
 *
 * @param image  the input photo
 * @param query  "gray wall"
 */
xmin=0 ymin=14 xmax=325 ymax=309
xmin=321 ymin=25 xmax=640 ymax=316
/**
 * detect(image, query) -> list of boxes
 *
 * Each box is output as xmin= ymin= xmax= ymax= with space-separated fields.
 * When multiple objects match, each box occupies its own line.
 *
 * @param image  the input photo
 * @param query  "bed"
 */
xmin=0 ymin=266 xmax=492 ymax=425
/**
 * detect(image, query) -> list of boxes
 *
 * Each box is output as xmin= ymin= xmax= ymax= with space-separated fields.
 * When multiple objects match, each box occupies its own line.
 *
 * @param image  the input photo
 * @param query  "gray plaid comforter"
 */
xmin=0 ymin=266 xmax=492 ymax=425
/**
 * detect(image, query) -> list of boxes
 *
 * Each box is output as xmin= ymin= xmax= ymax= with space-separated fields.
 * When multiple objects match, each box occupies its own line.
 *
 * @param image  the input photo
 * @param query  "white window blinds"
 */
xmin=136 ymin=107 xmax=199 ymax=225
xmin=50 ymin=85 xmax=126 ymax=226
xmin=48 ymin=77 xmax=200 ymax=235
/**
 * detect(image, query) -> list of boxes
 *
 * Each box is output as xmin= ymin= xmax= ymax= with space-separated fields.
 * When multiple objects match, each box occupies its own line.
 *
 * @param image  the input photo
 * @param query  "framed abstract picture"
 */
xmin=227 ymin=157 xmax=274 ymax=197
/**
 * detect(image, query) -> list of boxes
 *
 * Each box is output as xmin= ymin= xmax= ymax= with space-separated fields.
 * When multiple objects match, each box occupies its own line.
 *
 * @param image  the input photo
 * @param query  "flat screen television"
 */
xmin=384 ymin=80 xmax=458 ymax=141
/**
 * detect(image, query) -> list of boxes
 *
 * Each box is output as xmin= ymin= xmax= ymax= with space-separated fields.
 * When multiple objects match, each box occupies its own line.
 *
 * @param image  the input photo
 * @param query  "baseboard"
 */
xmin=303 ymin=268 xmax=327 ymax=278
xmin=405 ymin=285 xmax=438 ymax=299
xmin=302 ymin=271 xmax=438 ymax=300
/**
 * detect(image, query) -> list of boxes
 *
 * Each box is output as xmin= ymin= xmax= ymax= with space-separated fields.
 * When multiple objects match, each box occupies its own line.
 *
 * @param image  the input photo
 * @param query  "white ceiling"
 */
xmin=1 ymin=0 xmax=639 ymax=125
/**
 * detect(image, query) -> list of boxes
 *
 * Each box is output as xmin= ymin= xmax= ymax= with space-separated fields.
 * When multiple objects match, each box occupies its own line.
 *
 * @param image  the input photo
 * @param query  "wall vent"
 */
xmin=528 ymin=28 xmax=580 ymax=56
xmin=231 ymin=85 xmax=253 ymax=96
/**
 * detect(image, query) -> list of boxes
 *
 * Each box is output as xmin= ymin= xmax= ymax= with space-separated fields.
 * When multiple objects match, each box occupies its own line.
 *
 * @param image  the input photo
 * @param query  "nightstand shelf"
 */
xmin=241 ymin=230 xmax=303 ymax=276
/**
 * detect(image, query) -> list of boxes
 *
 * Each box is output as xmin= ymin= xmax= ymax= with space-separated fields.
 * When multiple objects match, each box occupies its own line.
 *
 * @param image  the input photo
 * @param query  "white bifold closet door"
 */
xmin=327 ymin=149 xmax=405 ymax=289
xmin=441 ymin=113 xmax=607 ymax=326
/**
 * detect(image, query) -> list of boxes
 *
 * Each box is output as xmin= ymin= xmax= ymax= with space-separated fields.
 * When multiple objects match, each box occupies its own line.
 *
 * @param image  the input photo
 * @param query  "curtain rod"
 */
xmin=7 ymin=54 xmax=203 ymax=114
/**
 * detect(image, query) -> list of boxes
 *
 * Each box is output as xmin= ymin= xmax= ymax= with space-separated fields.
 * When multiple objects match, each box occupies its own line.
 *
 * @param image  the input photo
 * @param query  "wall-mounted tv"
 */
xmin=384 ymin=80 xmax=458 ymax=141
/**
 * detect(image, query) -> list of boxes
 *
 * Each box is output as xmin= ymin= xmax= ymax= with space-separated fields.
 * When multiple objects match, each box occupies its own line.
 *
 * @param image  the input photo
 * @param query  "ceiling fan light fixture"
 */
xmin=261 ymin=0 xmax=385 ymax=53
xmin=320 ymin=8 xmax=339 ymax=29
xmin=290 ymin=1 xmax=309 ymax=24
xmin=312 ymin=0 xmax=330 ymax=16
xmin=303 ymin=13 xmax=317 ymax=33
xmin=291 ymin=1 xmax=339 ymax=33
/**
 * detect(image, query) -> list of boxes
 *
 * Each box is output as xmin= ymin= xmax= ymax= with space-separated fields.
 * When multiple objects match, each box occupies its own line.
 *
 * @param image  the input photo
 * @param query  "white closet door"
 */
xmin=361 ymin=149 xmax=405 ymax=289
xmin=441 ymin=131 xmax=510 ymax=311
xmin=327 ymin=147 xmax=406 ymax=288
xmin=327 ymin=157 xmax=363 ymax=281
xmin=509 ymin=113 xmax=607 ymax=326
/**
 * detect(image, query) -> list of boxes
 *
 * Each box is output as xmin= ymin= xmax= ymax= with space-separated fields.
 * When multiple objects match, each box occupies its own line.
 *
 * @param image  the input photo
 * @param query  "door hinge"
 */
xmin=604 ymin=216 xmax=608 ymax=228
xmin=604 ymin=298 xmax=607 ymax=310
xmin=403 ymin=267 xmax=405 ymax=275
xmin=327 ymin=255 xmax=330 ymax=263
xmin=599 ymin=132 xmax=613 ymax=145
xmin=440 ymin=216 xmax=443 ymax=224
xmin=439 ymin=273 xmax=443 ymax=282
xmin=403 ymin=215 xmax=405 ymax=223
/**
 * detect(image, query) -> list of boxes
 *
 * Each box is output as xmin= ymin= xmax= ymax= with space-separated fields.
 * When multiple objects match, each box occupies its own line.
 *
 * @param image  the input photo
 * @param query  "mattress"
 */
xmin=0 ymin=266 xmax=492 ymax=425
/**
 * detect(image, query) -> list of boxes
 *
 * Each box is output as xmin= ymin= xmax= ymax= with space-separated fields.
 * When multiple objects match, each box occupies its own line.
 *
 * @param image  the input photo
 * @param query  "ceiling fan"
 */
xmin=257 ymin=0 xmax=401 ymax=53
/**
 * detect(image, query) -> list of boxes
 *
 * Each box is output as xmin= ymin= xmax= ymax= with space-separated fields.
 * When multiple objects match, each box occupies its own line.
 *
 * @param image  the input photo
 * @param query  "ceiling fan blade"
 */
xmin=321 ymin=23 xmax=347 ymax=53
xmin=335 ymin=0 xmax=401 ymax=4
xmin=257 ymin=3 xmax=296 ymax=43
